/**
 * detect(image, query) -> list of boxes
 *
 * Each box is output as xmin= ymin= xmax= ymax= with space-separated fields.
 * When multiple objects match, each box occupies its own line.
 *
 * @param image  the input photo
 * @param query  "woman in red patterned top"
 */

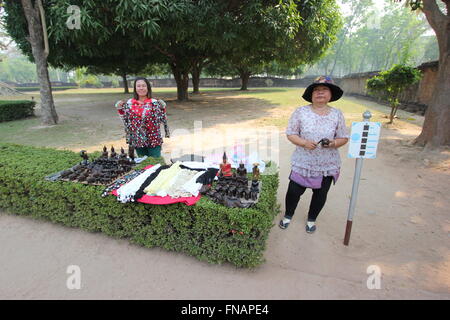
xmin=115 ymin=77 xmax=170 ymax=158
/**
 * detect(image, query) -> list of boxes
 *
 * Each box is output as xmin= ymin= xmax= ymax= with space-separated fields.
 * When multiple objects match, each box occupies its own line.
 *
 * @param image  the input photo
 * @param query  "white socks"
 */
xmin=282 ymin=219 xmax=316 ymax=227
xmin=282 ymin=218 xmax=291 ymax=224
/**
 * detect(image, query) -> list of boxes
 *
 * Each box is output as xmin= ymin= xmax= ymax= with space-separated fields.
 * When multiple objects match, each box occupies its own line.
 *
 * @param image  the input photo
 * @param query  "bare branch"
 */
xmin=37 ymin=0 xmax=49 ymax=57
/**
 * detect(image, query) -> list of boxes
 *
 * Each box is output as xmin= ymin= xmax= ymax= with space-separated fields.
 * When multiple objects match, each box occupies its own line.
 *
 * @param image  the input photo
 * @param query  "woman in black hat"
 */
xmin=279 ymin=76 xmax=349 ymax=233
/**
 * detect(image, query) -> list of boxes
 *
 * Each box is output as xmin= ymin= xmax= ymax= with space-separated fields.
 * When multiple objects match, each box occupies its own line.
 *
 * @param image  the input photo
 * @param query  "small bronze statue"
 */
xmin=252 ymin=163 xmax=260 ymax=181
xmin=120 ymin=147 xmax=127 ymax=159
xmin=86 ymin=176 xmax=96 ymax=184
xmin=77 ymin=173 xmax=88 ymax=182
xmin=237 ymin=162 xmax=247 ymax=178
xmin=80 ymin=150 xmax=89 ymax=165
xmin=102 ymin=146 xmax=109 ymax=158
xmin=128 ymin=145 xmax=135 ymax=163
xmin=110 ymin=146 xmax=117 ymax=159
xmin=251 ymin=163 xmax=260 ymax=193
xmin=60 ymin=170 xmax=72 ymax=178
xmin=68 ymin=173 xmax=78 ymax=181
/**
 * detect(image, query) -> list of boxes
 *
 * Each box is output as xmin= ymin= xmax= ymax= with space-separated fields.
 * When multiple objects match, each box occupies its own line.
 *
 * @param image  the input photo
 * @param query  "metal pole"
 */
xmin=344 ymin=110 xmax=372 ymax=246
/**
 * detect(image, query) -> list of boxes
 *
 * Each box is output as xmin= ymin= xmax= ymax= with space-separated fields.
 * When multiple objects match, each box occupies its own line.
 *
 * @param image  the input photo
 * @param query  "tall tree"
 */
xmin=400 ymin=0 xmax=450 ymax=147
xmin=3 ymin=0 xmax=182 ymax=96
xmin=4 ymin=0 xmax=58 ymax=124
xmin=307 ymin=1 xmax=435 ymax=77
xmin=206 ymin=0 xmax=342 ymax=90
xmin=329 ymin=0 xmax=374 ymax=76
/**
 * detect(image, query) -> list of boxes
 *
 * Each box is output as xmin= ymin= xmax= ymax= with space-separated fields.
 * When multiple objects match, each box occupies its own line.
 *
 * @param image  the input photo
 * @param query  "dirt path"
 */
xmin=0 ymin=91 xmax=449 ymax=299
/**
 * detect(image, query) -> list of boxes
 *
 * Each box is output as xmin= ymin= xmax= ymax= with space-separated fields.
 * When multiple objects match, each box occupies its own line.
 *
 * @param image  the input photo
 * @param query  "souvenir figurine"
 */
xmin=128 ymin=145 xmax=135 ymax=160
xmin=237 ymin=187 xmax=245 ymax=198
xmin=228 ymin=185 xmax=237 ymax=198
xmin=102 ymin=146 xmax=109 ymax=158
xmin=120 ymin=147 xmax=127 ymax=159
xmin=252 ymin=163 xmax=260 ymax=181
xmin=60 ymin=170 xmax=72 ymax=178
xmin=110 ymin=146 xmax=117 ymax=159
xmin=237 ymin=162 xmax=247 ymax=179
xmin=80 ymin=150 xmax=89 ymax=165
xmin=86 ymin=176 xmax=96 ymax=184
xmin=251 ymin=180 xmax=259 ymax=193
xmin=219 ymin=152 xmax=232 ymax=177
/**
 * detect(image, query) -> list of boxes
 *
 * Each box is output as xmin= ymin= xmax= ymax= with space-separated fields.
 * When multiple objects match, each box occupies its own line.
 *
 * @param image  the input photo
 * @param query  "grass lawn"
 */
xmin=0 ymin=87 xmax=423 ymax=150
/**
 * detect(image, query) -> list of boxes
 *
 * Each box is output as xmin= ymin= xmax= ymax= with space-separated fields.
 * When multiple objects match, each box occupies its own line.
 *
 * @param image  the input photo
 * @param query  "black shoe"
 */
xmin=305 ymin=224 xmax=316 ymax=233
xmin=279 ymin=219 xmax=290 ymax=229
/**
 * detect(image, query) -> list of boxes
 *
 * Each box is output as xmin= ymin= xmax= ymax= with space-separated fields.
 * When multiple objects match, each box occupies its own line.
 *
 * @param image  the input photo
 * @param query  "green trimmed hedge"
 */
xmin=0 ymin=100 xmax=36 ymax=122
xmin=0 ymin=143 xmax=279 ymax=267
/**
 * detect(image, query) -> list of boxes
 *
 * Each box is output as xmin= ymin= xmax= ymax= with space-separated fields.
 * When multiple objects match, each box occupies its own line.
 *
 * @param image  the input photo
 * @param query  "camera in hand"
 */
xmin=318 ymin=138 xmax=330 ymax=147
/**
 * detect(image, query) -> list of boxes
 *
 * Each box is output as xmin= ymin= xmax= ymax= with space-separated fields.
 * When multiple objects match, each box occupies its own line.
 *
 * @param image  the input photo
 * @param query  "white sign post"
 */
xmin=344 ymin=111 xmax=381 ymax=246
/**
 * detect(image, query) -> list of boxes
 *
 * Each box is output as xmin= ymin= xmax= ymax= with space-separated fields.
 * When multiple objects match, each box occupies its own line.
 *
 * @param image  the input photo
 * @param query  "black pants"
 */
xmin=284 ymin=176 xmax=333 ymax=222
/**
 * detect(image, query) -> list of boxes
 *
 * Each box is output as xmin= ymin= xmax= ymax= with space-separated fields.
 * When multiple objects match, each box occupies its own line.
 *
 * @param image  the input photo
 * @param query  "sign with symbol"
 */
xmin=348 ymin=122 xmax=381 ymax=159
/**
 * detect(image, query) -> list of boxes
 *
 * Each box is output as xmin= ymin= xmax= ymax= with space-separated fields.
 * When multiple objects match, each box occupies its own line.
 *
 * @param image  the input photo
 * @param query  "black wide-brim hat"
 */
xmin=302 ymin=76 xmax=343 ymax=103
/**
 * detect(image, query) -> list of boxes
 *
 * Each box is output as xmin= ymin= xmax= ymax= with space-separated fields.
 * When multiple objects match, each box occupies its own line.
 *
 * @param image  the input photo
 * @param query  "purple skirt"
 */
xmin=289 ymin=170 xmax=339 ymax=189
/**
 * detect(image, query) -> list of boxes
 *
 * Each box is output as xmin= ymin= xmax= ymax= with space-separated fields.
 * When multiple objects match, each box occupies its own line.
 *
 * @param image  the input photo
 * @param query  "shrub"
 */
xmin=366 ymin=64 xmax=422 ymax=124
xmin=0 ymin=143 xmax=279 ymax=267
xmin=0 ymin=100 xmax=36 ymax=122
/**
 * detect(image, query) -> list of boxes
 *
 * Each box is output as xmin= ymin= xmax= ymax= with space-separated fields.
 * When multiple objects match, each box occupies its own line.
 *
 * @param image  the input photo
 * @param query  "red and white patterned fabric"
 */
xmin=116 ymin=98 xmax=167 ymax=148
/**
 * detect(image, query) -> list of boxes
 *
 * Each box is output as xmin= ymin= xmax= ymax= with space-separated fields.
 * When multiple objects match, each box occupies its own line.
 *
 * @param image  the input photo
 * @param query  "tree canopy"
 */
xmin=3 ymin=0 xmax=343 ymax=99
xmin=206 ymin=0 xmax=342 ymax=88
xmin=306 ymin=0 xmax=437 ymax=77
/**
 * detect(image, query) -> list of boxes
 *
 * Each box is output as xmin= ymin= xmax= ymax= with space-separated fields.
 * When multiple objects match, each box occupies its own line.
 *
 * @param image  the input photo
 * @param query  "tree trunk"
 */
xmin=172 ymin=65 xmax=189 ymax=101
xmin=414 ymin=0 xmax=450 ymax=147
xmin=389 ymin=107 xmax=395 ymax=124
xmin=414 ymin=56 xmax=450 ymax=146
xmin=21 ymin=0 xmax=58 ymax=125
xmin=191 ymin=63 xmax=202 ymax=94
xmin=240 ymin=71 xmax=250 ymax=91
xmin=122 ymin=73 xmax=129 ymax=94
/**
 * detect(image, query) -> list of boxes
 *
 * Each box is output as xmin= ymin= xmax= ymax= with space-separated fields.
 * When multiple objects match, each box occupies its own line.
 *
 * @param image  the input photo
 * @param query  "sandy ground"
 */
xmin=0 ymin=91 xmax=449 ymax=299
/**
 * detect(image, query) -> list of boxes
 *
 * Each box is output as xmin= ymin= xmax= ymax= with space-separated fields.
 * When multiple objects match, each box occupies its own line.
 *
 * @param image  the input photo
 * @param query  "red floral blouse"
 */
xmin=116 ymin=98 xmax=168 ymax=148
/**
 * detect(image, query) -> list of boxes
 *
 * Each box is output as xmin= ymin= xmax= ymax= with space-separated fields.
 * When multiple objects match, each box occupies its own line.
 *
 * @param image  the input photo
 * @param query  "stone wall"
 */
xmin=338 ymin=61 xmax=439 ymax=115
xmin=122 ymin=76 xmax=320 ymax=89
